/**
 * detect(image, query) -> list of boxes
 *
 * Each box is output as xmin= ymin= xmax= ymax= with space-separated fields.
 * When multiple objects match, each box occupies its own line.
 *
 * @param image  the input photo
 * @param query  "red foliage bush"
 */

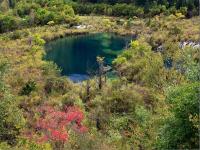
xmin=28 ymin=105 xmax=87 ymax=143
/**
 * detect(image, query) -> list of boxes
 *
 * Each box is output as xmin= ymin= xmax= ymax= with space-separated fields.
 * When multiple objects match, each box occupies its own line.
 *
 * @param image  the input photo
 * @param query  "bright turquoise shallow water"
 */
xmin=45 ymin=33 xmax=131 ymax=82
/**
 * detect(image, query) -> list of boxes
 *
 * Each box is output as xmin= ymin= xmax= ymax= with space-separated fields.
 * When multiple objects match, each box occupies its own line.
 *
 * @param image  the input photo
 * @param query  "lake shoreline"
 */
xmin=45 ymin=32 xmax=131 ymax=82
xmin=0 ymin=15 xmax=199 ymax=85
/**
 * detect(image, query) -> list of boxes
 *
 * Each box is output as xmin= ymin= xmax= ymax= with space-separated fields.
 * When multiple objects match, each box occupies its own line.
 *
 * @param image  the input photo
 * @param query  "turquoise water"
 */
xmin=45 ymin=33 xmax=131 ymax=82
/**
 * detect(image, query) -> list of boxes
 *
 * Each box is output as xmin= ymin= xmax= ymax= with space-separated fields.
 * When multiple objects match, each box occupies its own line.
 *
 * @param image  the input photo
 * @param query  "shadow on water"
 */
xmin=45 ymin=33 xmax=131 ymax=82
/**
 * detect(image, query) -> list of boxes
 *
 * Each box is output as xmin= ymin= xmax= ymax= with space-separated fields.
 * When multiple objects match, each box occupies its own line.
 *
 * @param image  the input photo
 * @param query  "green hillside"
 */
xmin=0 ymin=0 xmax=199 ymax=149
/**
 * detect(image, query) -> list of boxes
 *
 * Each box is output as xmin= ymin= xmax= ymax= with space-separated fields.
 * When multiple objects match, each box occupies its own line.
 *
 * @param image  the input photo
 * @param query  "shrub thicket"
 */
xmin=0 ymin=0 xmax=78 ymax=33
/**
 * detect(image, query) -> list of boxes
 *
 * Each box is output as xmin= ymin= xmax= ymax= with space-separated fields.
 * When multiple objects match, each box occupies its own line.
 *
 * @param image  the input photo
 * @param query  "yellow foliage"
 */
xmin=175 ymin=12 xmax=185 ymax=19
xmin=130 ymin=40 xmax=139 ymax=48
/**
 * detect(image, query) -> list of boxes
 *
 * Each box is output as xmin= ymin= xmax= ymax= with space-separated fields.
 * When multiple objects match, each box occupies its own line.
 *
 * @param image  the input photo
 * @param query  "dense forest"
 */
xmin=71 ymin=0 xmax=199 ymax=16
xmin=0 ymin=0 xmax=199 ymax=32
xmin=0 ymin=0 xmax=199 ymax=150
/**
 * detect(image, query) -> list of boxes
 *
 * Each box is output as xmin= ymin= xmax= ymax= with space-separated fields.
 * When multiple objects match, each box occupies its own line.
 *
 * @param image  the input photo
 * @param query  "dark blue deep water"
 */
xmin=45 ymin=33 xmax=131 ymax=82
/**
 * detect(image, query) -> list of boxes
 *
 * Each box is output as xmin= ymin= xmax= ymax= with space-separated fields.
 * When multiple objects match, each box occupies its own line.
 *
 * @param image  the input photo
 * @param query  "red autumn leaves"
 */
xmin=29 ymin=105 xmax=87 ymax=143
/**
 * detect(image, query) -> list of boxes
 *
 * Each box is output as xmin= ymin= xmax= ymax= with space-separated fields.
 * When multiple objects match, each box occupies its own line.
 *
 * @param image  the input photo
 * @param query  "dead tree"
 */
xmin=97 ymin=56 xmax=104 ymax=90
xmin=96 ymin=56 xmax=112 ymax=90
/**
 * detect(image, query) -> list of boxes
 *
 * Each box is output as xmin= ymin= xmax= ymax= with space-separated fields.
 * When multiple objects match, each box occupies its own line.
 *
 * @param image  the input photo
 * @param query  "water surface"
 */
xmin=45 ymin=33 xmax=131 ymax=82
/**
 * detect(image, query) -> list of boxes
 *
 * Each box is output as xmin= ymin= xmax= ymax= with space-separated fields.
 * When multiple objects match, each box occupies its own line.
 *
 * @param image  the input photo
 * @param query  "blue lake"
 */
xmin=45 ymin=33 xmax=131 ymax=82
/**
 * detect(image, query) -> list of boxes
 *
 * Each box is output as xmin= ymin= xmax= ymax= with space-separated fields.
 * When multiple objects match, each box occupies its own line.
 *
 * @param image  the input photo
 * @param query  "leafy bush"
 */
xmin=169 ymin=25 xmax=183 ymax=35
xmin=14 ymin=2 xmax=40 ymax=17
xmin=47 ymin=21 xmax=55 ymax=26
xmin=178 ymin=7 xmax=187 ymax=15
xmin=33 ymin=34 xmax=46 ymax=46
xmin=149 ymin=5 xmax=167 ymax=16
xmin=20 ymin=80 xmax=36 ymax=96
xmin=0 ymin=59 xmax=25 ymax=144
xmin=8 ymin=30 xmax=29 ymax=40
xmin=44 ymin=77 xmax=71 ymax=95
xmin=0 ymin=13 xmax=19 ymax=33
xmin=113 ymin=40 xmax=180 ymax=89
xmin=35 ymin=8 xmax=55 ymax=25
xmin=26 ymin=105 xmax=87 ymax=149
xmin=0 ymin=1 xmax=77 ymax=33
xmin=156 ymin=83 xmax=199 ymax=149
xmin=0 ymin=142 xmax=11 ymax=150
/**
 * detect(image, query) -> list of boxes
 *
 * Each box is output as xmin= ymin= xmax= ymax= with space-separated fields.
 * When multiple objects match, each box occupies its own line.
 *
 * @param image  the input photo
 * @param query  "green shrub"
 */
xmin=42 ymin=61 xmax=61 ymax=76
xmin=169 ymin=25 xmax=183 ymax=35
xmin=8 ymin=30 xmax=29 ymax=40
xmin=47 ymin=20 xmax=55 ymax=26
xmin=44 ymin=77 xmax=70 ymax=95
xmin=35 ymin=8 xmax=55 ymax=25
xmin=20 ymin=80 xmax=36 ymax=96
xmin=14 ymin=2 xmax=40 ymax=17
xmin=149 ymin=5 xmax=167 ymax=16
xmin=0 ymin=60 xmax=25 ymax=144
xmin=156 ymin=83 xmax=199 ymax=149
xmin=178 ymin=7 xmax=187 ymax=15
xmin=0 ymin=13 xmax=19 ymax=33
xmin=9 ymin=30 xmax=21 ymax=39
xmin=33 ymin=34 xmax=46 ymax=46
xmin=0 ymin=142 xmax=12 ymax=150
